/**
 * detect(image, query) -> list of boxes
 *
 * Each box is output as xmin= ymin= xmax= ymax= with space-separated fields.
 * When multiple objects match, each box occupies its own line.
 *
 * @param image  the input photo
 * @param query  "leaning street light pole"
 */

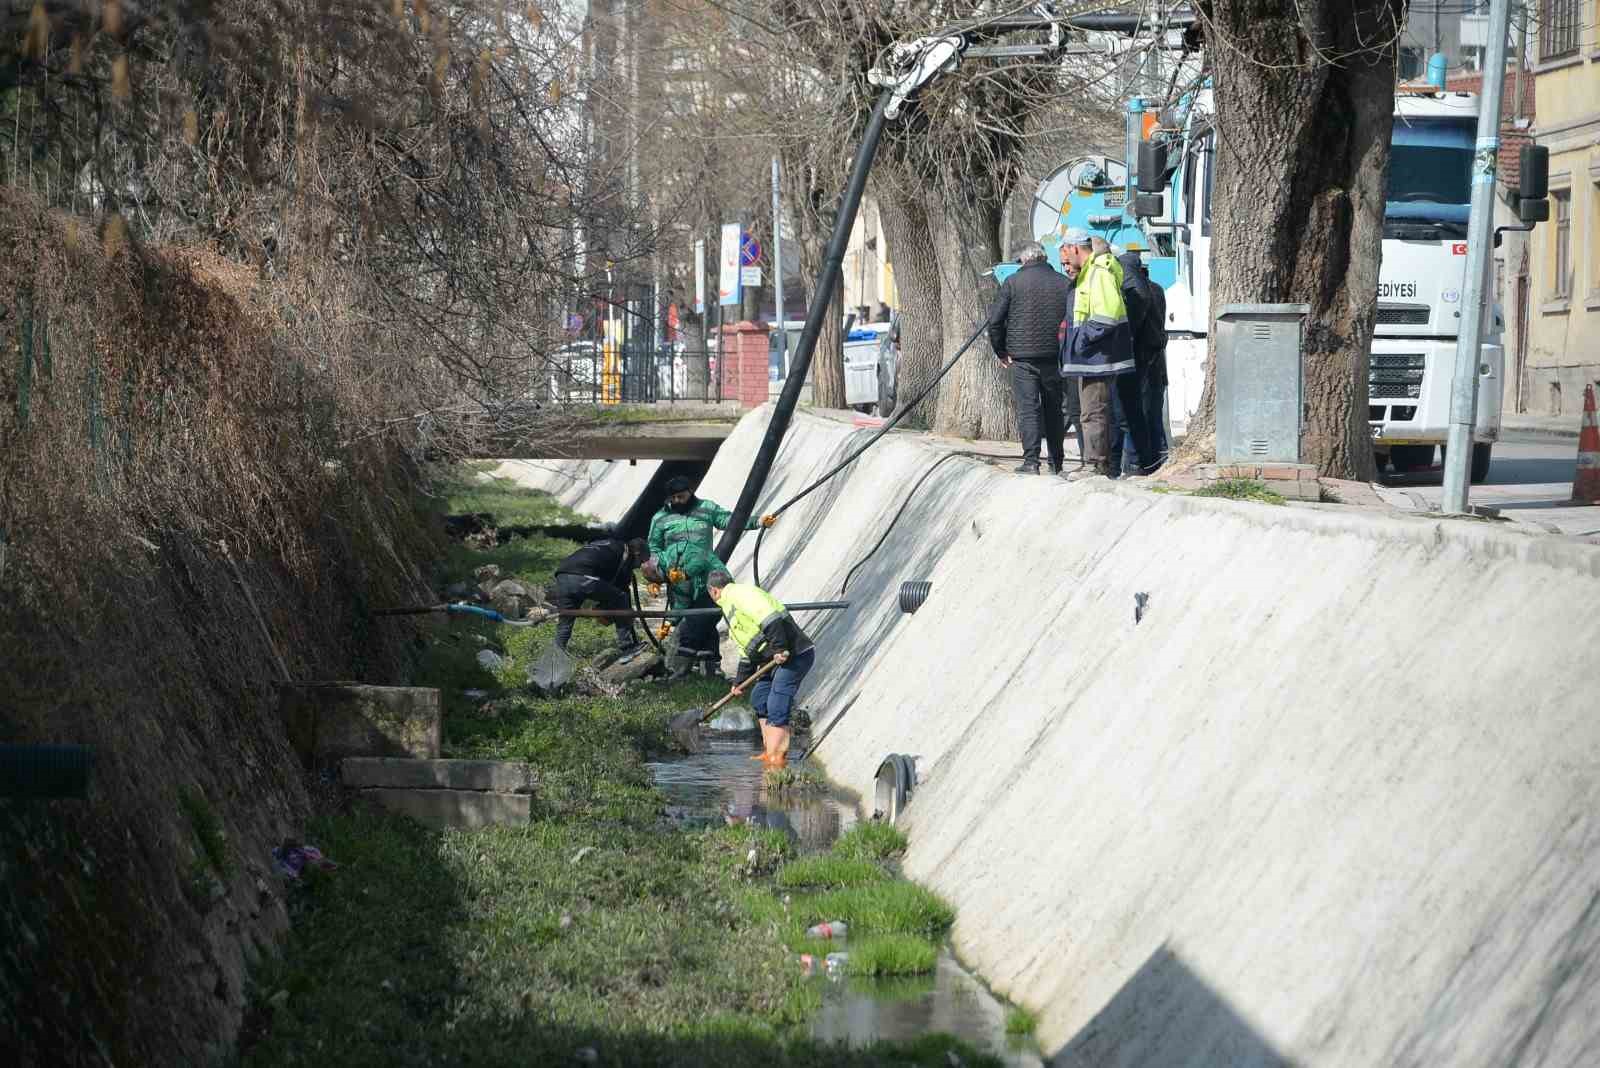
xmin=772 ymin=155 xmax=787 ymax=375
xmin=1441 ymin=0 xmax=1513 ymax=514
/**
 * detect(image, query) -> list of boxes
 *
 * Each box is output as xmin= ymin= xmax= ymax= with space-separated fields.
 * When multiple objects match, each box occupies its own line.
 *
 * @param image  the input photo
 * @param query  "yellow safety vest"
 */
xmin=1072 ymin=252 xmax=1128 ymax=325
xmin=718 ymin=583 xmax=790 ymax=659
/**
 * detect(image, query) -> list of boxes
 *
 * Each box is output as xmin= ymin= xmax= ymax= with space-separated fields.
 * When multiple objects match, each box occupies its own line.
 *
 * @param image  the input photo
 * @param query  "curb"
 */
xmin=1501 ymin=420 xmax=1580 ymax=441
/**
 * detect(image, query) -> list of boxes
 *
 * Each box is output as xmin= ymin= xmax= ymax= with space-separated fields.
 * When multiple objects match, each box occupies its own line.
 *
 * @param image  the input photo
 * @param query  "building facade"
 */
xmin=1524 ymin=0 xmax=1600 ymax=414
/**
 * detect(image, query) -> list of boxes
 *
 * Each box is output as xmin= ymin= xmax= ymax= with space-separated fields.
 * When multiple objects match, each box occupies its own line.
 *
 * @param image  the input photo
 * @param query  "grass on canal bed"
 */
xmin=238 ymin=465 xmax=1002 ymax=1068
xmin=844 ymin=935 xmax=942 ymax=978
xmin=776 ymin=855 xmax=890 ymax=891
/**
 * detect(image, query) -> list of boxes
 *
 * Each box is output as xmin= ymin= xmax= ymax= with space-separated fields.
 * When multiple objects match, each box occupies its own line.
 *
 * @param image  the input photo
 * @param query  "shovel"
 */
xmin=668 ymin=658 xmax=782 ymax=733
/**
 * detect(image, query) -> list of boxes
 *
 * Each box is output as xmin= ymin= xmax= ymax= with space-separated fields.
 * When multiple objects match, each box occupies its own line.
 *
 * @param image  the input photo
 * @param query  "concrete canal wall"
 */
xmin=684 ymin=406 xmax=1600 ymax=1066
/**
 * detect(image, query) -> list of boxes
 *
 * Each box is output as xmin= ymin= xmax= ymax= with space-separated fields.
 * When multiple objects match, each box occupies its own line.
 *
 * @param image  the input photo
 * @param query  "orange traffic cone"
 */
xmin=1574 ymin=384 xmax=1600 ymax=504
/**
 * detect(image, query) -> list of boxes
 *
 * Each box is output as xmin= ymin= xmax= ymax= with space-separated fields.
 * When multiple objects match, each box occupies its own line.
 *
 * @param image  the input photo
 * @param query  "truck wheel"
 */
xmin=1389 ymin=445 xmax=1435 ymax=472
xmin=1471 ymin=443 xmax=1492 ymax=483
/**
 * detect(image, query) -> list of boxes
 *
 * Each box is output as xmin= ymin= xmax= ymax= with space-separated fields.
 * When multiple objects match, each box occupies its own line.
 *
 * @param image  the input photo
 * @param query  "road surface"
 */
xmin=1377 ymin=433 xmax=1600 ymax=540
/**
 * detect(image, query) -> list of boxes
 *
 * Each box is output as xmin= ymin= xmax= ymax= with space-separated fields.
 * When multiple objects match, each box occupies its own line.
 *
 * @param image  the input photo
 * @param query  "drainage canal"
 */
xmin=647 ymin=717 xmax=1042 ymax=1065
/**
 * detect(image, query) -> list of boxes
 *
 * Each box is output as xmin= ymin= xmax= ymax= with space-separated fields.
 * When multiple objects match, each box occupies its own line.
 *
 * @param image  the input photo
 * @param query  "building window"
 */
xmin=1553 ymin=190 xmax=1571 ymax=299
xmin=1540 ymin=0 xmax=1580 ymax=61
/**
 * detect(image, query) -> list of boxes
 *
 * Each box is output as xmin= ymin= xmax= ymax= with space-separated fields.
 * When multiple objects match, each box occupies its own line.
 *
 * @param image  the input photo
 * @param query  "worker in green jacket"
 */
xmin=707 ymin=570 xmax=815 ymax=767
xmin=644 ymin=539 xmax=731 ymax=678
xmin=646 ymin=475 xmax=776 ymax=679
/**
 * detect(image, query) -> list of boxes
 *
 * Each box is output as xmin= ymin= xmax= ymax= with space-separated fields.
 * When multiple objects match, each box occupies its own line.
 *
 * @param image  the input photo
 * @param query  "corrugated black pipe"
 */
xmin=898 ymin=581 xmax=933 ymax=615
xmin=713 ymin=90 xmax=893 ymax=565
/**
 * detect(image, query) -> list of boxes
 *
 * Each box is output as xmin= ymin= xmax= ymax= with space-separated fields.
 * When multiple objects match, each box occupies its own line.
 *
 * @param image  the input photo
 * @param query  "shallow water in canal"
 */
xmin=646 ymin=732 xmax=1043 ymax=1066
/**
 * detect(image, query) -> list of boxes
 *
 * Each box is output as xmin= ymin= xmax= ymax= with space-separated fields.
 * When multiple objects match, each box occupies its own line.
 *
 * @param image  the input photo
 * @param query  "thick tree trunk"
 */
xmin=1182 ymin=0 xmax=1399 ymax=480
xmin=878 ymin=188 xmax=946 ymax=428
xmin=812 ymin=274 xmax=846 ymax=408
xmin=783 ymin=154 xmax=847 ymax=409
xmin=932 ymin=196 xmax=1013 ymax=440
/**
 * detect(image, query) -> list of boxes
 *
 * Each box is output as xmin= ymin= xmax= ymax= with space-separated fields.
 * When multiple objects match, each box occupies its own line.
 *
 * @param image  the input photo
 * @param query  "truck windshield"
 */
xmin=1386 ymin=121 xmax=1474 ymax=224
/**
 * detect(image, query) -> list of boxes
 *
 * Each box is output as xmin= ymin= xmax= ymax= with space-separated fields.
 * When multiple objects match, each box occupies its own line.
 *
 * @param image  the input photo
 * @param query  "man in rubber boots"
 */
xmin=646 ymin=475 xmax=775 ymax=678
xmin=551 ymin=536 xmax=648 ymax=654
xmin=1059 ymin=229 xmax=1138 ymax=480
xmin=706 ymin=570 xmax=814 ymax=767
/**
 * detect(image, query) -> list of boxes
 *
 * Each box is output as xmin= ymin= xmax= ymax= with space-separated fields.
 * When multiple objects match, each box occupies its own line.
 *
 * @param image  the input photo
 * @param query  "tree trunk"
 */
xmin=812 ymin=274 xmax=847 ymax=408
xmin=783 ymin=153 xmax=848 ymax=409
xmin=1182 ymin=0 xmax=1399 ymax=480
xmin=932 ymin=195 xmax=1013 ymax=440
xmin=878 ymin=187 xmax=945 ymax=428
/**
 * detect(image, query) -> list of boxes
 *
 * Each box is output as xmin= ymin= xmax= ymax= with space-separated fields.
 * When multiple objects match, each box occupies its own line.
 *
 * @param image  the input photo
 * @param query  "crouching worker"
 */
xmin=706 ymin=569 xmax=815 ymax=767
xmin=551 ymin=536 xmax=648 ymax=655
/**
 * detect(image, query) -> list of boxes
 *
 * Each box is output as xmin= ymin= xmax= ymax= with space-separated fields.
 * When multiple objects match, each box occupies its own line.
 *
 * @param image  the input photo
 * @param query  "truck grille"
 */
xmin=1370 ymin=354 xmax=1425 ymax=400
xmin=1376 ymin=304 xmax=1430 ymax=326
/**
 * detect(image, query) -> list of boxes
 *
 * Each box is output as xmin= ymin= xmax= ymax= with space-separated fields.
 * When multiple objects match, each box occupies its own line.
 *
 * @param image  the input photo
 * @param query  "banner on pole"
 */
xmin=718 ymin=224 xmax=742 ymax=307
xmin=693 ymin=239 xmax=706 ymax=314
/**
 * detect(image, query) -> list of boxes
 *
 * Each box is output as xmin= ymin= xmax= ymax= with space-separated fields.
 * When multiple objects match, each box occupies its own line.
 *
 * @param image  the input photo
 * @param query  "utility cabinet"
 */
xmin=1215 ymin=304 xmax=1309 ymax=464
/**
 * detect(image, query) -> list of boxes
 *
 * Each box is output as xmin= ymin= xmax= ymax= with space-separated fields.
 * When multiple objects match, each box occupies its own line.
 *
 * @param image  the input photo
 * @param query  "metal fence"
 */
xmin=544 ymin=343 xmax=721 ymax=405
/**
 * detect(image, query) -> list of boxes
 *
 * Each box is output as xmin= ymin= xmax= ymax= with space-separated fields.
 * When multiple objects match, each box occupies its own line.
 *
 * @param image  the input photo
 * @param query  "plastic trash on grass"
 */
xmin=527 ymin=642 xmax=575 ymax=695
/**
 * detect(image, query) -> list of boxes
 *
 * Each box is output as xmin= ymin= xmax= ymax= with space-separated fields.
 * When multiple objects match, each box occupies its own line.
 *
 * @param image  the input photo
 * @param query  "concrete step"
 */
xmin=356 ymin=787 xmax=530 ymax=831
xmin=340 ymin=757 xmax=537 ymax=794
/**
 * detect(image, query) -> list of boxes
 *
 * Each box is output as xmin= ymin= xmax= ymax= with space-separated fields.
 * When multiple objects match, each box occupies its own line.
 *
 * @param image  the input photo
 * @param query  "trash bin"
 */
xmin=1214 ymin=304 xmax=1309 ymax=464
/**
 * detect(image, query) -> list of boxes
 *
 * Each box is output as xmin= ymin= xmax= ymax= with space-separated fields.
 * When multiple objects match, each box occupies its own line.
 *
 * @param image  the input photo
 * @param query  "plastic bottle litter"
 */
xmin=805 ymin=921 xmax=847 ymax=940
xmin=799 ymin=953 xmax=816 ymax=976
xmin=824 ymin=952 xmax=849 ymax=975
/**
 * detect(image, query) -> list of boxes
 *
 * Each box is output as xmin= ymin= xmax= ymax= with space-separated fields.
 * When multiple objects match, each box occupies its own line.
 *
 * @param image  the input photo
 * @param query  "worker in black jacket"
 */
xmin=551 ymin=536 xmax=648 ymax=653
xmin=987 ymin=241 xmax=1072 ymax=475
xmin=1111 ymin=249 xmax=1160 ymax=476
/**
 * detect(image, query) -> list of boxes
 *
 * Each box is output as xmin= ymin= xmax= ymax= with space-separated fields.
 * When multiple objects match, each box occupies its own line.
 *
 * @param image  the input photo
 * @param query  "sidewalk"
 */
xmin=1501 ymin=412 xmax=1581 ymax=440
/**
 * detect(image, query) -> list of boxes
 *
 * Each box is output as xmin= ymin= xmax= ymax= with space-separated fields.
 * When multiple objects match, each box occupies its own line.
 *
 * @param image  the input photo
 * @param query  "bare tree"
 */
xmin=2 ymin=0 xmax=636 ymax=429
xmin=764 ymin=1 xmax=1124 ymax=436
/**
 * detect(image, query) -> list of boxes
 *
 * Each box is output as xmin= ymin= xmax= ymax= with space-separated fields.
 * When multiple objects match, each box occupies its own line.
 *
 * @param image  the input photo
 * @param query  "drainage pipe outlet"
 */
xmin=898 ymin=581 xmax=932 ymax=615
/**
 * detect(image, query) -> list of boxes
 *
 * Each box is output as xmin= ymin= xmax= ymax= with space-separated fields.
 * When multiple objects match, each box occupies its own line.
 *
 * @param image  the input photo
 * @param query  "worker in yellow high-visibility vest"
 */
xmin=706 ymin=570 xmax=816 ymax=767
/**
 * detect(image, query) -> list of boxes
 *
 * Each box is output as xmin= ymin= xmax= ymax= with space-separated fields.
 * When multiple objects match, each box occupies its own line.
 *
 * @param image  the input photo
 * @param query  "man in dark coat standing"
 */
xmin=986 ymin=241 xmax=1073 ymax=475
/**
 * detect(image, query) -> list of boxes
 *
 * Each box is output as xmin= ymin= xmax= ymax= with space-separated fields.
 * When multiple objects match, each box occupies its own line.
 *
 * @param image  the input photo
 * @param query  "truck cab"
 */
xmin=1151 ymin=88 xmax=1504 ymax=478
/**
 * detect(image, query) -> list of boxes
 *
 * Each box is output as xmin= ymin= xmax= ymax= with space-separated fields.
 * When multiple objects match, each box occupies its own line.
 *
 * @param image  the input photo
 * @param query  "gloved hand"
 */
xmin=668 ymin=567 xmax=687 ymax=583
xmin=759 ymin=514 xmax=778 ymax=528
xmin=655 ymin=623 xmax=672 ymax=640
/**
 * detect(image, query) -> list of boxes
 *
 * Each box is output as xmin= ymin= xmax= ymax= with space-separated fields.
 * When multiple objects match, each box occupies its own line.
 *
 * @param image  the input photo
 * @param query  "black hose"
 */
xmin=632 ymin=574 xmax=666 ymax=657
xmin=751 ymin=317 xmax=992 ymax=587
xmin=839 ymin=450 xmax=978 ymax=596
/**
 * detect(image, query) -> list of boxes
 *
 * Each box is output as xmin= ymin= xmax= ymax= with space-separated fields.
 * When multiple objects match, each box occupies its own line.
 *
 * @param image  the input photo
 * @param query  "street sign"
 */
xmin=741 ymin=266 xmax=762 ymax=286
xmin=718 ymin=224 xmax=741 ymax=306
xmin=740 ymin=233 xmax=762 ymax=267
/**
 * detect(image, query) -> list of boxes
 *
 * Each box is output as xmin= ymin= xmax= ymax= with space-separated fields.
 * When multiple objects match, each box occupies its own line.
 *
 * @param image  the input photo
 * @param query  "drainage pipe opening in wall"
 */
xmin=873 ymin=753 xmax=916 ymax=824
xmin=898 ymin=581 xmax=932 ymax=615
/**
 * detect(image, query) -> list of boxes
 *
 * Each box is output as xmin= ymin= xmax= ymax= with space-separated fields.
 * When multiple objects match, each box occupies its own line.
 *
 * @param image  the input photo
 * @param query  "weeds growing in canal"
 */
xmin=238 ymin=466 xmax=1003 ymax=1067
xmin=776 ymin=855 xmax=890 ymax=890
xmin=845 ymin=934 xmax=941 ymax=977
xmin=796 ymin=882 xmax=956 ymax=941
xmin=1006 ymin=1006 xmax=1038 ymax=1036
xmin=762 ymin=765 xmax=825 ymax=791
xmin=831 ymin=822 xmax=908 ymax=862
